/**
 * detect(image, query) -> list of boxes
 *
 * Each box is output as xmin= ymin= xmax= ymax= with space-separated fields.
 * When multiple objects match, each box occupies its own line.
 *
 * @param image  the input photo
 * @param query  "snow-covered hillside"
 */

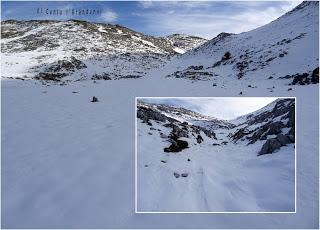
xmin=137 ymin=98 xmax=295 ymax=212
xmin=162 ymin=1 xmax=319 ymax=84
xmin=1 ymin=1 xmax=318 ymax=86
xmin=1 ymin=20 xmax=205 ymax=81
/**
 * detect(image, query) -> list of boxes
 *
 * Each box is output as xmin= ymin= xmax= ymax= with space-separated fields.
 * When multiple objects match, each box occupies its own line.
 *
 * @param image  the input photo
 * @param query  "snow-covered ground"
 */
xmin=137 ymin=121 xmax=295 ymax=212
xmin=1 ymin=77 xmax=318 ymax=228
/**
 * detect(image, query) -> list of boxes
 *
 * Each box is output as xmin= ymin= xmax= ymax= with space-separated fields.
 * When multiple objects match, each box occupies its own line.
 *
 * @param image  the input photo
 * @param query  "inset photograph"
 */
xmin=136 ymin=97 xmax=295 ymax=213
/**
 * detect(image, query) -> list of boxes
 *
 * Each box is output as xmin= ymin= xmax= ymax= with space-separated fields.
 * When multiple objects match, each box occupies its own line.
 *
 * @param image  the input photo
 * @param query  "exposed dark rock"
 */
xmin=276 ymin=134 xmax=290 ymax=146
xmin=187 ymin=65 xmax=204 ymax=70
xmin=181 ymin=173 xmax=189 ymax=177
xmin=48 ymin=56 xmax=86 ymax=72
xmin=230 ymin=99 xmax=294 ymax=145
xmin=34 ymin=56 xmax=87 ymax=81
xmin=258 ymin=138 xmax=282 ymax=156
xmin=311 ymin=67 xmax=319 ymax=84
xmin=236 ymin=61 xmax=248 ymax=79
xmin=161 ymin=160 xmax=167 ymax=163
xmin=287 ymin=134 xmax=295 ymax=143
xmin=160 ymin=133 xmax=168 ymax=139
xmin=222 ymin=51 xmax=231 ymax=60
xmin=34 ymin=72 xmax=66 ymax=81
xmin=91 ymin=96 xmax=98 ymax=102
xmin=248 ymin=121 xmax=284 ymax=144
xmin=174 ymin=172 xmax=180 ymax=178
xmin=198 ymin=127 xmax=217 ymax=139
xmin=283 ymin=67 xmax=319 ymax=85
xmin=92 ymin=73 xmax=112 ymax=80
xmin=196 ymin=134 xmax=204 ymax=144
xmin=164 ymin=139 xmax=189 ymax=153
xmin=171 ymin=124 xmax=189 ymax=138
xmin=168 ymin=69 xmax=214 ymax=80
xmin=229 ymin=128 xmax=252 ymax=142
xmin=137 ymin=106 xmax=167 ymax=123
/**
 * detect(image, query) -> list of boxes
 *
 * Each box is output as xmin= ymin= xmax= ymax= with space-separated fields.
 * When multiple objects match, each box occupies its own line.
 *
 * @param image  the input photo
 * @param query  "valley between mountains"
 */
xmin=137 ymin=99 xmax=295 ymax=212
xmin=1 ymin=1 xmax=319 ymax=229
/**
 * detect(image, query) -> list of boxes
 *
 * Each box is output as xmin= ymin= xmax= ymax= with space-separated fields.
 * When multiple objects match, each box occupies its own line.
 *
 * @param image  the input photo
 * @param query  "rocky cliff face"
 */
xmin=229 ymin=99 xmax=295 ymax=155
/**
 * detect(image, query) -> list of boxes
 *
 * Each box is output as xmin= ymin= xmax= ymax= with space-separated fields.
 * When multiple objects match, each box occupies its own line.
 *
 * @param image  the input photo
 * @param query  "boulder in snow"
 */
xmin=258 ymin=138 xmax=282 ymax=156
xmin=276 ymin=134 xmax=290 ymax=146
xmin=181 ymin=173 xmax=189 ymax=177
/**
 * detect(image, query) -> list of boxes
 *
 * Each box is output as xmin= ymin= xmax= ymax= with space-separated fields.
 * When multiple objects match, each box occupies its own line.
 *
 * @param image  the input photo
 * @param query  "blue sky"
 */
xmin=141 ymin=97 xmax=277 ymax=120
xmin=1 ymin=1 xmax=301 ymax=38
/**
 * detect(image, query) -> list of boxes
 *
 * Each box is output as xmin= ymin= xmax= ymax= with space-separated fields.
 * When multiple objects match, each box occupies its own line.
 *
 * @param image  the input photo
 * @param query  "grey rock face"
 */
xmin=34 ymin=56 xmax=87 ymax=81
xmin=172 ymin=124 xmax=189 ymax=138
xmin=258 ymin=138 xmax=282 ymax=156
xmin=196 ymin=135 xmax=204 ymax=144
xmin=287 ymin=134 xmax=295 ymax=143
xmin=137 ymin=107 xmax=167 ymax=123
xmin=276 ymin=134 xmax=290 ymax=146
xmin=248 ymin=121 xmax=285 ymax=144
xmin=164 ymin=139 xmax=189 ymax=153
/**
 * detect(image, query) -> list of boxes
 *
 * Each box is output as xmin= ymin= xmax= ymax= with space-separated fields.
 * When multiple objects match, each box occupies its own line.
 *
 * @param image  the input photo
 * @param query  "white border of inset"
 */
xmin=135 ymin=97 xmax=296 ymax=214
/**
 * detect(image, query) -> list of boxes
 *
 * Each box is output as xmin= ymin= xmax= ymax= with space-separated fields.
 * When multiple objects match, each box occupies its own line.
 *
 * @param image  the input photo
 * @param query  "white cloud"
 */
xmin=139 ymin=1 xmax=154 ymax=9
xmin=193 ymin=98 xmax=277 ymax=120
xmin=100 ymin=10 xmax=118 ymax=22
xmin=139 ymin=1 xmax=211 ymax=9
xmin=134 ymin=1 xmax=302 ymax=39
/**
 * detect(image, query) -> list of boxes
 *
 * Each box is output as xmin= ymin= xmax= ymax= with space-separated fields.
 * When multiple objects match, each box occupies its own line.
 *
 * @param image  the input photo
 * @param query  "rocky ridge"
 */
xmin=1 ymin=19 xmax=205 ymax=82
xmin=137 ymin=98 xmax=295 ymax=156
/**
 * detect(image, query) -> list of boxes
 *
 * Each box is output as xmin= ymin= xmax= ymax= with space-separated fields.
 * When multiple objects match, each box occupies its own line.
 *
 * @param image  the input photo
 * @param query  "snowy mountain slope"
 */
xmin=138 ymin=100 xmax=235 ymax=130
xmin=1 ymin=20 xmax=202 ymax=82
xmin=165 ymin=34 xmax=207 ymax=54
xmin=161 ymin=1 xmax=319 ymax=84
xmin=137 ymin=98 xmax=295 ymax=212
xmin=229 ymin=99 xmax=295 ymax=155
